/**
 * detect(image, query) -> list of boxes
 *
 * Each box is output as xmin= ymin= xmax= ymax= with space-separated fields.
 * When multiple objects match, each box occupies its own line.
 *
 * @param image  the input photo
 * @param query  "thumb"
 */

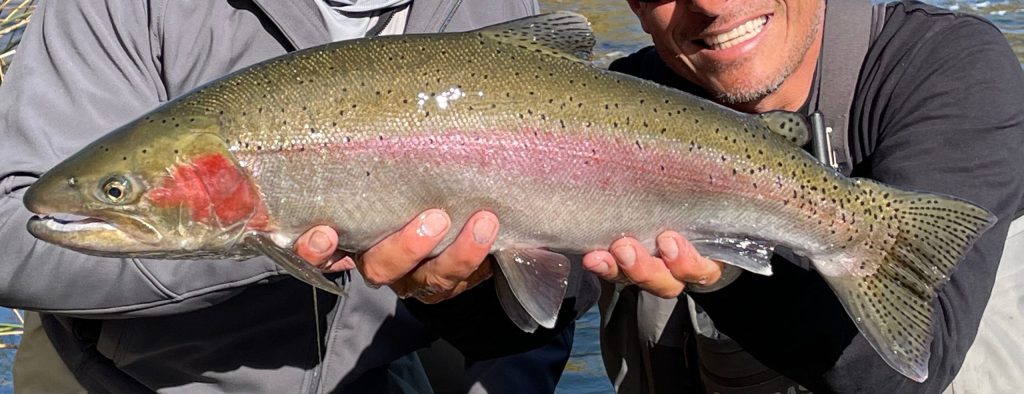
xmin=294 ymin=226 xmax=339 ymax=267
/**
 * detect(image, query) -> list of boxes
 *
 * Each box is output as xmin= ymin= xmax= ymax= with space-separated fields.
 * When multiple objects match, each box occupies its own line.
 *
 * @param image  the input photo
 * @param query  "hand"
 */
xmin=581 ymin=231 xmax=724 ymax=298
xmin=293 ymin=209 xmax=500 ymax=304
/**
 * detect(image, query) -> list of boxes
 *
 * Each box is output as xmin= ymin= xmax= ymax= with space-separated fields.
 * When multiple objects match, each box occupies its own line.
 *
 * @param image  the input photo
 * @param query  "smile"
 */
xmin=701 ymin=16 xmax=769 ymax=50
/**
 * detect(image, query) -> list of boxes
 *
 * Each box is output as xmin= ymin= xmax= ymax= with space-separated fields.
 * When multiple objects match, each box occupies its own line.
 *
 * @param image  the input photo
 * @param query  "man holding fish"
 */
xmin=2 ymin=1 xmax=1022 ymax=394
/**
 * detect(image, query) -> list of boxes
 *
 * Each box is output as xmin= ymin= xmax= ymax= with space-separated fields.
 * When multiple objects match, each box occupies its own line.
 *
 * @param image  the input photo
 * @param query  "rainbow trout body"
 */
xmin=23 ymin=12 xmax=994 ymax=382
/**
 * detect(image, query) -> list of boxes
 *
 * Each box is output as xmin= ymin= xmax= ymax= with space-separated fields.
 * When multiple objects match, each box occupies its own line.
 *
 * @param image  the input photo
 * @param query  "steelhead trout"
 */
xmin=22 ymin=12 xmax=993 ymax=382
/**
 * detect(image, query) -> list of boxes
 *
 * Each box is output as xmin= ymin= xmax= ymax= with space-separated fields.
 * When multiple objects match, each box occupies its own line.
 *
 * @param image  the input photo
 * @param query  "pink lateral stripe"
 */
xmin=309 ymin=129 xmax=765 ymax=196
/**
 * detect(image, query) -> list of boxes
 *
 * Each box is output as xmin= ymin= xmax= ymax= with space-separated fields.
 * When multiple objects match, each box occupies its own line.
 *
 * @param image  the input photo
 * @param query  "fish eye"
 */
xmin=101 ymin=176 xmax=131 ymax=203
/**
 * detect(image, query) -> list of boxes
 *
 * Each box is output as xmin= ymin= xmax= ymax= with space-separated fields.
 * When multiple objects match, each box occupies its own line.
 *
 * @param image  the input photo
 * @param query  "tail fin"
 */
xmin=813 ymin=180 xmax=996 ymax=382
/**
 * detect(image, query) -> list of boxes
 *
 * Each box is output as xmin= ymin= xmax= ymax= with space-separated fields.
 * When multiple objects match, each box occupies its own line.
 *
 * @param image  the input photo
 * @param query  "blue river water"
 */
xmin=2 ymin=1 xmax=1022 ymax=393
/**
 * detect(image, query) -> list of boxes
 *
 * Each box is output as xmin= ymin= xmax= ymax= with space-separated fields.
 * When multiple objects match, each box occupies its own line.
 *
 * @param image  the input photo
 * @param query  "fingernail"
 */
xmin=657 ymin=234 xmax=678 ymax=260
xmin=585 ymin=256 xmax=609 ymax=275
xmin=472 ymin=216 xmax=497 ymax=244
xmin=416 ymin=211 xmax=449 ymax=237
xmin=310 ymin=230 xmax=331 ymax=254
xmin=613 ymin=244 xmax=636 ymax=268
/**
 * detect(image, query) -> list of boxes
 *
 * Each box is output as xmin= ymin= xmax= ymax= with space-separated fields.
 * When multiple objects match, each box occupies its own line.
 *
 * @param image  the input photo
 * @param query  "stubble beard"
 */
xmin=704 ymin=7 xmax=824 ymax=106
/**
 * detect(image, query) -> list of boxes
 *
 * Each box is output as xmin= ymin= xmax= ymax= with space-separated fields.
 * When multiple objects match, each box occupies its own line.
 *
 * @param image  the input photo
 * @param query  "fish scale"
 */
xmin=24 ymin=12 xmax=995 ymax=383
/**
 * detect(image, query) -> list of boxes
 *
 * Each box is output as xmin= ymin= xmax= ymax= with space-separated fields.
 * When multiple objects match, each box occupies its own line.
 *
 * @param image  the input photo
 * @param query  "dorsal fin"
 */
xmin=475 ymin=11 xmax=595 ymax=61
xmin=758 ymin=111 xmax=810 ymax=146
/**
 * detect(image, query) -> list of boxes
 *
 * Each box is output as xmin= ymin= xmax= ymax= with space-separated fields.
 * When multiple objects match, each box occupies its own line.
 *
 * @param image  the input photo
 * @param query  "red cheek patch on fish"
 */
xmin=148 ymin=153 xmax=269 ymax=230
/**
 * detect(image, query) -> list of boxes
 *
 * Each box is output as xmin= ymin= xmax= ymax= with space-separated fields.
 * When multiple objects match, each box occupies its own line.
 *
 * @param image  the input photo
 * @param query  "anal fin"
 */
xmin=244 ymin=234 xmax=346 ymax=296
xmin=493 ymin=248 xmax=571 ymax=333
xmin=691 ymin=238 xmax=775 ymax=276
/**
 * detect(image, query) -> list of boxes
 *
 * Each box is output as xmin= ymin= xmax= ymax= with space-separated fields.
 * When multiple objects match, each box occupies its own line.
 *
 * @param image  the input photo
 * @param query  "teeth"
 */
xmin=704 ymin=16 xmax=768 ymax=50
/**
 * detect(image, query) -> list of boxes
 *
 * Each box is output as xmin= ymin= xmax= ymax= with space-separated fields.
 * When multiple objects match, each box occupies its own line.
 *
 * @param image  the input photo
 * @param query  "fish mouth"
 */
xmin=27 ymin=212 xmax=164 ymax=254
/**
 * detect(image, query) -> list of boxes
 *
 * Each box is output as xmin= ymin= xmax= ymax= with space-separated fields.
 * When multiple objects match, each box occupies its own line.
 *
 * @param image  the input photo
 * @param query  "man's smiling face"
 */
xmin=628 ymin=0 xmax=824 ymax=111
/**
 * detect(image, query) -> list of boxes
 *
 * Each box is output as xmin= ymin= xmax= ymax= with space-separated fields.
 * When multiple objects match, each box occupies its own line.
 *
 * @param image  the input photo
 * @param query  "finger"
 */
xmin=412 ymin=265 xmax=495 ymax=304
xmin=582 ymin=250 xmax=622 ymax=282
xmin=293 ymin=226 xmax=339 ymax=267
xmin=319 ymin=256 xmax=356 ymax=274
xmin=359 ymin=209 xmax=451 ymax=286
xmin=656 ymin=231 xmax=724 ymax=285
xmin=610 ymin=237 xmax=685 ymax=298
xmin=395 ymin=211 xmax=499 ymax=302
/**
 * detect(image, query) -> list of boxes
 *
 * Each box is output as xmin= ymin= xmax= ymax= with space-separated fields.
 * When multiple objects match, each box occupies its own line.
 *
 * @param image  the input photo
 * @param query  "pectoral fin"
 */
xmin=244 ymin=234 xmax=346 ymax=296
xmin=691 ymin=238 xmax=775 ymax=276
xmin=493 ymin=248 xmax=571 ymax=332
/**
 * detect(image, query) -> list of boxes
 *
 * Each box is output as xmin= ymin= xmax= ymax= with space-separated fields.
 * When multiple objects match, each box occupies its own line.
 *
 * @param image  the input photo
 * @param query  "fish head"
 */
xmin=24 ymin=112 xmax=268 ymax=257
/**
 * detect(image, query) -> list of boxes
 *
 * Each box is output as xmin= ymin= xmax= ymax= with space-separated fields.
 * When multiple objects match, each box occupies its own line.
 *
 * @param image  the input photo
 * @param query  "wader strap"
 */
xmin=366 ymin=4 xmax=410 ymax=37
xmin=811 ymin=0 xmax=884 ymax=175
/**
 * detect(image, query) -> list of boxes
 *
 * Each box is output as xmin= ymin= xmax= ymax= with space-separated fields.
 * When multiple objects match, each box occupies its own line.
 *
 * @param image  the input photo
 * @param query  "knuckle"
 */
xmin=424 ymin=273 xmax=458 ymax=292
xmin=417 ymin=291 xmax=451 ymax=304
xmin=361 ymin=264 xmax=392 ymax=286
xmin=438 ymin=250 xmax=484 ymax=279
xmin=398 ymin=239 xmax=428 ymax=260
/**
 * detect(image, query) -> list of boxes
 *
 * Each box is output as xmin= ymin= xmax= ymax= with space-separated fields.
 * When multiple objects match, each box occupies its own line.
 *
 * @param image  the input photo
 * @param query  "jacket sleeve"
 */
xmin=688 ymin=15 xmax=1024 ymax=393
xmin=0 ymin=0 xmax=284 ymax=319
